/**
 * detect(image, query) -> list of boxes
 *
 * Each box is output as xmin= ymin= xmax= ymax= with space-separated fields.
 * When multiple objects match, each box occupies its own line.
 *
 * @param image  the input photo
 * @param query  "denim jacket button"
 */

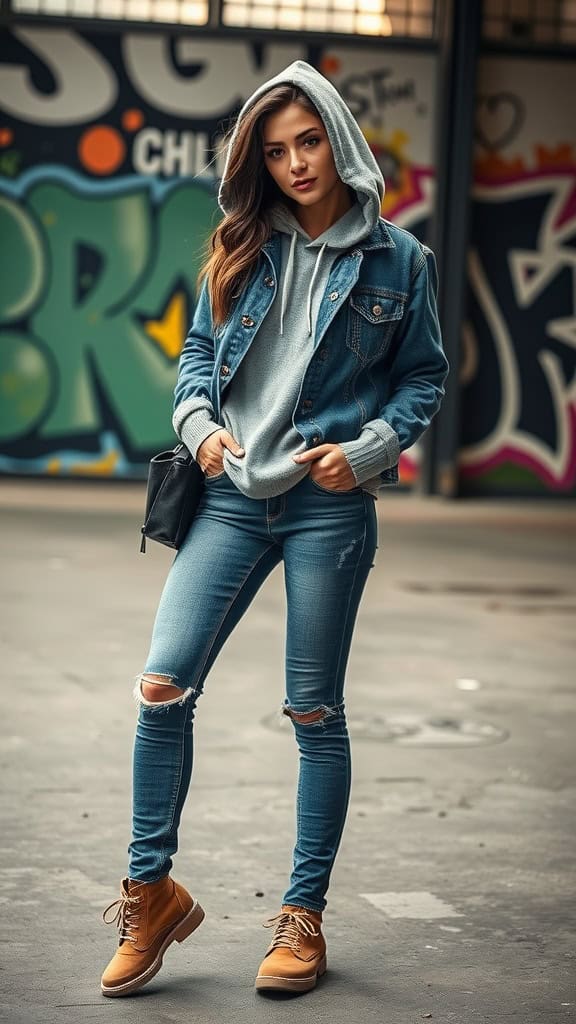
xmin=372 ymin=304 xmax=382 ymax=316
xmin=264 ymin=276 xmax=274 ymax=288
xmin=329 ymin=291 xmax=339 ymax=301
xmin=220 ymin=364 xmax=230 ymax=377
xmin=241 ymin=315 xmax=255 ymax=327
xmin=311 ymin=435 xmax=321 ymax=445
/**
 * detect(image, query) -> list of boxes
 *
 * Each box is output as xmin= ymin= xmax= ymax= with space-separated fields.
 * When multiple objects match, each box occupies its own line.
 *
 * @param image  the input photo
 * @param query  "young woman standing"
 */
xmin=101 ymin=59 xmax=448 ymax=998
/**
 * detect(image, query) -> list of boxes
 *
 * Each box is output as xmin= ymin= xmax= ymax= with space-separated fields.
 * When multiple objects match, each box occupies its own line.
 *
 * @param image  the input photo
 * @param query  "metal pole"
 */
xmin=421 ymin=0 xmax=482 ymax=496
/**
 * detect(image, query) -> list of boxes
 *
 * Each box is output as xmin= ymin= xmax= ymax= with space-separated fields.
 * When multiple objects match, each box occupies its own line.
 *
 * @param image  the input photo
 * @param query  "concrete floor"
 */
xmin=1 ymin=481 xmax=575 ymax=1024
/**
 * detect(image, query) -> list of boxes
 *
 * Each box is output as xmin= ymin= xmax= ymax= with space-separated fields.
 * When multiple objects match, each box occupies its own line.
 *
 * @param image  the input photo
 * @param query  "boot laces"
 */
xmin=264 ymin=910 xmax=319 ymax=952
xmin=102 ymin=887 xmax=143 ymax=944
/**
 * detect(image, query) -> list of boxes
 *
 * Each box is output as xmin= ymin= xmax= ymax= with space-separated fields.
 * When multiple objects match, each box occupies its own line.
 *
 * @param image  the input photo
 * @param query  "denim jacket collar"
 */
xmin=356 ymin=218 xmax=396 ymax=252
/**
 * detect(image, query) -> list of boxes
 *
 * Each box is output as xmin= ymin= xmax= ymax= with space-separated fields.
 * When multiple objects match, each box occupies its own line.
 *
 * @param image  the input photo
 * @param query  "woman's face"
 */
xmin=262 ymin=102 xmax=347 ymax=210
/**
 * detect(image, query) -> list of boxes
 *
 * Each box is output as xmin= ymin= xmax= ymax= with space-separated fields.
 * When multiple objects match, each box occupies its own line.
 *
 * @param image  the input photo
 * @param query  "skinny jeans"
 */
xmin=128 ymin=471 xmax=378 ymax=912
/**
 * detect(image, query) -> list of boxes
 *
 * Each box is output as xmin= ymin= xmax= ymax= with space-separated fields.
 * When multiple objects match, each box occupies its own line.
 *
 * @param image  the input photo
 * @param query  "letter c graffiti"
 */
xmin=133 ymin=128 xmax=164 ymax=175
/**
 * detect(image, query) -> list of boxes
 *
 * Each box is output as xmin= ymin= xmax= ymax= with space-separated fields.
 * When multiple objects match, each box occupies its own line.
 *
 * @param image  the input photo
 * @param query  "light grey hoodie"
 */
xmin=177 ymin=59 xmax=386 ymax=498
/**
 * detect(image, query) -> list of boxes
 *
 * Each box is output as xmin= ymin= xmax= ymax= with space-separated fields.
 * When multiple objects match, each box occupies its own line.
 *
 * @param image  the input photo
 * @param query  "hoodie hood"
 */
xmin=218 ymin=59 xmax=384 ymax=235
xmin=218 ymin=60 xmax=385 ymax=337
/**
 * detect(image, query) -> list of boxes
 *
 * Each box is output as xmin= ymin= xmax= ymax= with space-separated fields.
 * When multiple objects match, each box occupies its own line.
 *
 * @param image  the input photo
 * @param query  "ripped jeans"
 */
xmin=129 ymin=471 xmax=378 ymax=912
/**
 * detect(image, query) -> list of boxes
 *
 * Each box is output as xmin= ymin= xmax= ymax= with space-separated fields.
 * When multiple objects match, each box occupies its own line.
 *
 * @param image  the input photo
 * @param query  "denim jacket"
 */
xmin=174 ymin=217 xmax=448 ymax=486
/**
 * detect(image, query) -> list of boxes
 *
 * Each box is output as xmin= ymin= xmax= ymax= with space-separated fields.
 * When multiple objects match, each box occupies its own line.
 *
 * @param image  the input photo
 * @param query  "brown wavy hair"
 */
xmin=197 ymin=85 xmax=320 ymax=327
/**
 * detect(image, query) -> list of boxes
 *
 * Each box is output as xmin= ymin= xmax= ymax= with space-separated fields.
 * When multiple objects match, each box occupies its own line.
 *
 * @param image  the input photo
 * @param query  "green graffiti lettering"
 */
xmin=28 ymin=181 xmax=152 ymax=440
xmin=0 ymin=197 xmax=53 ymax=440
xmin=0 ymin=331 xmax=53 ymax=440
xmin=21 ymin=180 xmax=214 ymax=450
xmin=0 ymin=176 xmax=215 ymax=458
xmin=0 ymin=194 xmax=45 ymax=321
xmin=114 ymin=182 xmax=214 ymax=447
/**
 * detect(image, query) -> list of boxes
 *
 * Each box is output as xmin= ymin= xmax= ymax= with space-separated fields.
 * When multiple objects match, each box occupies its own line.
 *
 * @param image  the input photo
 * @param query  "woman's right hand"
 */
xmin=197 ymin=430 xmax=245 ymax=477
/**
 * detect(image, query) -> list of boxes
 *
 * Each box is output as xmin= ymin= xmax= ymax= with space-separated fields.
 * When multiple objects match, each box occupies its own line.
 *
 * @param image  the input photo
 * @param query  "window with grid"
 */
xmin=222 ymin=0 xmax=436 ymax=36
xmin=483 ymin=0 xmax=576 ymax=47
xmin=9 ymin=0 xmax=436 ymax=34
xmin=11 ymin=0 xmax=209 ymax=24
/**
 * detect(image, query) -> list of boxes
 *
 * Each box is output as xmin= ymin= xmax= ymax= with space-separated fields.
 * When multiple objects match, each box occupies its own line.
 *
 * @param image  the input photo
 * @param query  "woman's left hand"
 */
xmin=293 ymin=444 xmax=357 ymax=492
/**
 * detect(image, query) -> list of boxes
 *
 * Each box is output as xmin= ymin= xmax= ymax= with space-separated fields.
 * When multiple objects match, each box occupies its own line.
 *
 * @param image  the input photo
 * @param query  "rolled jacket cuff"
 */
xmin=339 ymin=419 xmax=401 ymax=484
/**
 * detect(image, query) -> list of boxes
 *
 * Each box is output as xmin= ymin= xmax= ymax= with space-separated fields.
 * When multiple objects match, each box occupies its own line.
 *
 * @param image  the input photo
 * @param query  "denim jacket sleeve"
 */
xmin=340 ymin=246 xmax=449 ymax=484
xmin=172 ymin=276 xmax=222 ymax=457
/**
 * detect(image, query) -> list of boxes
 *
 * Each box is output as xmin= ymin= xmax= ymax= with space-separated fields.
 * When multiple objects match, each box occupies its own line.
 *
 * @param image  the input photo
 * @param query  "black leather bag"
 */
xmin=140 ymin=443 xmax=204 ymax=553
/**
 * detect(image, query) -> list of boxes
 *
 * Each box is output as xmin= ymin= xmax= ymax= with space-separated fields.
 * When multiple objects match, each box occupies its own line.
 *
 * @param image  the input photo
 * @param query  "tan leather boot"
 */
xmin=101 ymin=875 xmax=204 ymax=997
xmin=255 ymin=904 xmax=327 ymax=993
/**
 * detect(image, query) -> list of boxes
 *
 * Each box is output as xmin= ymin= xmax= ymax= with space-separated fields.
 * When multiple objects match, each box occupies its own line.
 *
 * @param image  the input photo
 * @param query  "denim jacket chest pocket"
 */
xmin=347 ymin=289 xmax=406 ymax=362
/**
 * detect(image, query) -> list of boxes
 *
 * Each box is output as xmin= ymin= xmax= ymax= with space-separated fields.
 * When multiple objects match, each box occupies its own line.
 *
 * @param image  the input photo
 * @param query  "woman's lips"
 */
xmin=292 ymin=179 xmax=316 ymax=191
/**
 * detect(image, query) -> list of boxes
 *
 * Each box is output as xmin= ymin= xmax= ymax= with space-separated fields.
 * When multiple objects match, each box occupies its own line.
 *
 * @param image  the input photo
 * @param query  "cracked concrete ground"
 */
xmin=1 ymin=481 xmax=575 ymax=1024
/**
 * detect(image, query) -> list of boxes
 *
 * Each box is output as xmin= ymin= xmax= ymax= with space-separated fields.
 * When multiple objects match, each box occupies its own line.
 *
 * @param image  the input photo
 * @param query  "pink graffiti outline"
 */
xmin=475 ymin=164 xmax=576 ymax=231
xmin=461 ymin=167 xmax=576 ymax=492
xmin=459 ymin=407 xmax=576 ymax=490
xmin=378 ymin=164 xmax=434 ymax=484
xmin=383 ymin=165 xmax=435 ymax=223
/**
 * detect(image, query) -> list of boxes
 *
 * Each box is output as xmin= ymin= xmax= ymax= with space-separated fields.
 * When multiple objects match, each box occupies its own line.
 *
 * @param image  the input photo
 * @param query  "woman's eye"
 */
xmin=265 ymin=136 xmax=321 ymax=160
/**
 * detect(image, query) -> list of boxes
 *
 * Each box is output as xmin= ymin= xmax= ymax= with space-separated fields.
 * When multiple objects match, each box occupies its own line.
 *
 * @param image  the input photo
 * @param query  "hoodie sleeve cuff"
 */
xmin=339 ymin=419 xmax=400 ymax=484
xmin=173 ymin=401 xmax=222 ymax=460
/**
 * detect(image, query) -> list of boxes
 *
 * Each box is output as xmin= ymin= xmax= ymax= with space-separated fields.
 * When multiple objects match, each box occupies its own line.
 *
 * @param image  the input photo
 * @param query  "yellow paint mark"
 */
xmin=144 ymin=291 xmax=187 ymax=360
xmin=475 ymin=143 xmax=574 ymax=181
xmin=19 ymin=399 xmax=39 ymax=417
xmin=361 ymin=127 xmax=420 ymax=218
xmin=474 ymin=152 xmax=525 ymax=179
xmin=536 ymin=142 xmax=574 ymax=168
xmin=69 ymin=450 xmax=119 ymax=476
xmin=1 ymin=373 xmax=18 ymax=395
xmin=46 ymin=458 xmax=62 ymax=474
xmin=379 ymin=129 xmax=409 ymax=154
xmin=42 ymin=211 xmax=57 ymax=226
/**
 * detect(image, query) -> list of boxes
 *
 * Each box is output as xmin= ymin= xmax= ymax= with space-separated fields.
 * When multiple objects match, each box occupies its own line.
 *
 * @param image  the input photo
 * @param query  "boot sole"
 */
xmin=255 ymin=953 xmax=327 ymax=993
xmin=101 ymin=900 xmax=205 ymax=998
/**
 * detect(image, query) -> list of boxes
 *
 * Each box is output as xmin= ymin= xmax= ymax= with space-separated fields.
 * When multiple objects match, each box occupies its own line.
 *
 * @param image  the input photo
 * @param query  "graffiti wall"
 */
xmin=0 ymin=30 xmax=435 ymax=479
xmin=1 ymin=29 xmax=574 ymax=494
xmin=463 ymin=56 xmax=576 ymax=495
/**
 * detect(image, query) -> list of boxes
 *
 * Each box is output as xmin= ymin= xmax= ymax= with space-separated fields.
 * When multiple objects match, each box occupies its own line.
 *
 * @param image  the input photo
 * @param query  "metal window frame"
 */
xmin=482 ymin=38 xmax=576 ymax=58
xmin=482 ymin=0 xmax=576 ymax=52
xmin=1 ymin=0 xmax=440 ymax=40
xmin=219 ymin=0 xmax=438 ymax=39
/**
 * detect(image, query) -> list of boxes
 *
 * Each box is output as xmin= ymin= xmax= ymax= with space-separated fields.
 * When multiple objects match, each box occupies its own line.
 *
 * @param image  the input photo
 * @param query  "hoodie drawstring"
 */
xmin=280 ymin=231 xmax=328 ymax=339
xmin=306 ymin=241 xmax=327 ymax=337
xmin=279 ymin=230 xmax=297 ymax=337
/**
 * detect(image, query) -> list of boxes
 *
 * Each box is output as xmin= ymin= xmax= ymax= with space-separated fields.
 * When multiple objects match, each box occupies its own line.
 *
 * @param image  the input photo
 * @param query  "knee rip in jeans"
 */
xmin=282 ymin=701 xmax=343 ymax=726
xmin=133 ymin=673 xmax=194 ymax=710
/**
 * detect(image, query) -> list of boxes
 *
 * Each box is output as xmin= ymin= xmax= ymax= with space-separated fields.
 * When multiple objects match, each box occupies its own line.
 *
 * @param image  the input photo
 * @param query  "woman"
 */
xmin=101 ymin=59 xmax=448 ymax=998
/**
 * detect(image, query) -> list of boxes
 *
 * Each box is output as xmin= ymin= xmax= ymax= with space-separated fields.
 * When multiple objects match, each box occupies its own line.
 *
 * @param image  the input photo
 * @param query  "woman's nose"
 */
xmin=290 ymin=152 xmax=307 ymax=173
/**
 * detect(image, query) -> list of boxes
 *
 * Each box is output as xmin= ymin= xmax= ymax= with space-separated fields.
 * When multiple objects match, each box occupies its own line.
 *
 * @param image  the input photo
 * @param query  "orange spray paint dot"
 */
xmin=78 ymin=125 xmax=126 ymax=176
xmin=0 ymin=128 xmax=14 ymax=147
xmin=320 ymin=56 xmax=340 ymax=75
xmin=122 ymin=109 xmax=144 ymax=132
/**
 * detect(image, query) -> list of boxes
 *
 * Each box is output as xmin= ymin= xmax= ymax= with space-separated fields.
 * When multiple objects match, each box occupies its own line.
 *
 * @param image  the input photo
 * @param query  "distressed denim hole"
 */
xmin=282 ymin=703 xmax=341 ymax=726
xmin=133 ymin=673 xmax=193 ymax=709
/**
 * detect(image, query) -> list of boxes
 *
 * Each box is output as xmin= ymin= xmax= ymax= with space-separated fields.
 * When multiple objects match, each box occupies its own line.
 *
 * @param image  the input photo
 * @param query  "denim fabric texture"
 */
xmin=129 ymin=473 xmax=377 ymax=912
xmin=173 ymin=218 xmax=449 ymax=488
